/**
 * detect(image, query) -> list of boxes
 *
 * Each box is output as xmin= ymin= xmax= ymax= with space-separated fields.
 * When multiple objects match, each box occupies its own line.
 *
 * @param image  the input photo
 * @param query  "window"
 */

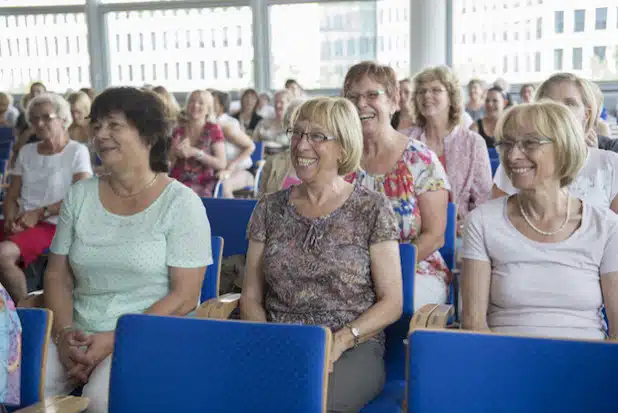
xmin=347 ymin=38 xmax=356 ymax=56
xmin=572 ymin=47 xmax=583 ymax=70
xmin=593 ymin=46 xmax=606 ymax=62
xmin=503 ymin=55 xmax=508 ymax=73
xmin=555 ymin=11 xmax=564 ymax=33
xmin=553 ymin=48 xmax=563 ymax=70
xmin=525 ymin=53 xmax=531 ymax=72
xmin=0 ymin=0 xmax=83 ymax=4
xmin=534 ymin=51 xmax=541 ymax=72
xmin=106 ymin=7 xmax=253 ymax=91
xmin=595 ymin=8 xmax=607 ymax=30
xmin=525 ymin=20 xmax=531 ymax=40
xmin=0 ymin=12 xmax=89 ymax=93
xmin=514 ymin=55 xmax=519 ymax=72
xmin=536 ymin=17 xmax=542 ymax=39
xmin=514 ymin=22 xmax=519 ymax=41
xmin=334 ymin=40 xmax=343 ymax=57
xmin=574 ymin=9 xmax=585 ymax=32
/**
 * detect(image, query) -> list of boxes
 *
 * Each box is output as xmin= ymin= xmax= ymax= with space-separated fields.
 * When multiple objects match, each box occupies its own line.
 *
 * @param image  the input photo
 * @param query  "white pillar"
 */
xmin=409 ymin=0 xmax=451 ymax=75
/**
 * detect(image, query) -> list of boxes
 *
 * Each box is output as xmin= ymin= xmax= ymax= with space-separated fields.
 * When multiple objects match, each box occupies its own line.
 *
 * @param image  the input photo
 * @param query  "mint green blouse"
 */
xmin=50 ymin=177 xmax=212 ymax=333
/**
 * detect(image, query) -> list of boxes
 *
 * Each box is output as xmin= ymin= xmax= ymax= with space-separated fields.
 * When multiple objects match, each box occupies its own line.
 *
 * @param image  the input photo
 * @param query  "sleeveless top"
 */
xmin=218 ymin=114 xmax=253 ymax=170
xmin=477 ymin=119 xmax=496 ymax=148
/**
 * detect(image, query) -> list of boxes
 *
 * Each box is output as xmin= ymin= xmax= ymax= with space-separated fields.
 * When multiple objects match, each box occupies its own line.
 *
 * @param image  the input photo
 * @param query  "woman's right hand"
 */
xmin=57 ymin=330 xmax=92 ymax=382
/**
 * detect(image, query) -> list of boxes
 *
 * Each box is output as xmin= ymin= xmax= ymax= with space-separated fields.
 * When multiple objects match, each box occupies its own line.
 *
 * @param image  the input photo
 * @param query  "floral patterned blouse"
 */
xmin=170 ymin=122 xmax=224 ymax=197
xmin=346 ymin=138 xmax=451 ymax=286
xmin=247 ymin=184 xmax=399 ymax=348
xmin=0 ymin=285 xmax=20 ymax=407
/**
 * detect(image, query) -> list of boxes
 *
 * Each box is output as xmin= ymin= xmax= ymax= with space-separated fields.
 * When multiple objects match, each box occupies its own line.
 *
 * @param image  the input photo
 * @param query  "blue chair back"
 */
xmin=407 ymin=329 xmax=618 ymax=413
xmin=109 ymin=314 xmax=331 ymax=413
xmin=201 ymin=198 xmax=257 ymax=256
xmin=0 ymin=141 xmax=12 ymax=161
xmin=488 ymin=147 xmax=500 ymax=177
xmin=0 ymin=127 xmax=14 ymax=144
xmin=9 ymin=308 xmax=52 ymax=412
xmin=251 ymin=141 xmax=264 ymax=165
xmin=438 ymin=202 xmax=456 ymax=270
xmin=200 ymin=236 xmax=223 ymax=303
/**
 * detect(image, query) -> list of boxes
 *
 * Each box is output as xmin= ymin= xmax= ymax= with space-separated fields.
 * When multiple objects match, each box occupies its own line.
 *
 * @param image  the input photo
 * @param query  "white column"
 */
xmin=409 ymin=0 xmax=451 ymax=75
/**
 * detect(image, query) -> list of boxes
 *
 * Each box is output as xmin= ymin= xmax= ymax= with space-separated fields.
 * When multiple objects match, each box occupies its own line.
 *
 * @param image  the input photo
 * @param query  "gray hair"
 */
xmin=26 ymin=92 xmax=73 ymax=130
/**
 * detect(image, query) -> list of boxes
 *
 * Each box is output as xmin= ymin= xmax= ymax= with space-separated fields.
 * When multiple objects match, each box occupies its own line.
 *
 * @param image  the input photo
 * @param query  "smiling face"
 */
xmin=29 ymin=102 xmax=65 ymax=141
xmin=542 ymin=80 xmax=590 ymax=135
xmin=415 ymin=79 xmax=451 ymax=121
xmin=186 ymin=91 xmax=212 ymax=121
xmin=521 ymin=86 xmax=534 ymax=103
xmin=468 ymin=82 xmax=483 ymax=102
xmin=290 ymin=119 xmax=342 ymax=185
xmin=346 ymin=75 xmax=397 ymax=137
xmin=242 ymin=91 xmax=258 ymax=112
xmin=71 ymin=102 xmax=89 ymax=127
xmin=485 ymin=90 xmax=506 ymax=116
xmin=399 ymin=80 xmax=412 ymax=107
xmin=274 ymin=91 xmax=291 ymax=121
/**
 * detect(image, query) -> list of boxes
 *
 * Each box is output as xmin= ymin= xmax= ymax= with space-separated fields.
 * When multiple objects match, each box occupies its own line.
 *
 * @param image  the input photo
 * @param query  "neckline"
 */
xmin=96 ymin=176 xmax=175 ymax=218
xmin=360 ymin=134 xmax=412 ymax=178
xmin=285 ymin=182 xmax=358 ymax=222
xmin=502 ymin=196 xmax=585 ymax=246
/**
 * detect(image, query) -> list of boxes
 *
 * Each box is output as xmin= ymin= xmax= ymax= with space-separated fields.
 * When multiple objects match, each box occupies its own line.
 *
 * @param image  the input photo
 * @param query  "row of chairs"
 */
xmin=213 ymin=141 xmax=266 ymax=198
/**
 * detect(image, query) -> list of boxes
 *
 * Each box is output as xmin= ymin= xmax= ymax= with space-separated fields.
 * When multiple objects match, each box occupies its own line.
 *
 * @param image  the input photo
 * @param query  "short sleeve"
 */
xmin=493 ymin=164 xmax=518 ymax=195
xmin=247 ymin=194 xmax=268 ymax=242
xmin=207 ymin=123 xmax=225 ymax=144
xmin=611 ymin=156 xmax=618 ymax=202
xmin=601 ymin=217 xmax=618 ymax=275
xmin=49 ymin=182 xmax=79 ymax=255
xmin=12 ymin=149 xmax=24 ymax=176
xmin=461 ymin=207 xmax=490 ymax=262
xmin=408 ymin=143 xmax=450 ymax=195
xmin=166 ymin=190 xmax=213 ymax=268
xmin=369 ymin=193 xmax=400 ymax=245
xmin=72 ymin=143 xmax=94 ymax=175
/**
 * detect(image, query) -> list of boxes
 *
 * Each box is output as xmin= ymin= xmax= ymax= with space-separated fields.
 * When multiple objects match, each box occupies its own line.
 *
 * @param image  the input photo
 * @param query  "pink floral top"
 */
xmin=0 ymin=284 xmax=20 ymax=407
xmin=346 ymin=138 xmax=451 ymax=286
xmin=170 ymin=123 xmax=225 ymax=197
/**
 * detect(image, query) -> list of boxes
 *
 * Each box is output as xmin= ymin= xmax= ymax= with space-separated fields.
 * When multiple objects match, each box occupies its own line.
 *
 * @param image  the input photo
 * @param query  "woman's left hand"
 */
xmin=16 ymin=209 xmax=43 ymax=229
xmin=69 ymin=331 xmax=114 ymax=382
xmin=329 ymin=331 xmax=350 ymax=373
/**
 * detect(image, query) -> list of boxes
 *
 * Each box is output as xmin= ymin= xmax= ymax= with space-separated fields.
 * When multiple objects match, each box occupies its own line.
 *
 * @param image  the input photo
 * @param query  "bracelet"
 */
xmin=53 ymin=325 xmax=74 ymax=345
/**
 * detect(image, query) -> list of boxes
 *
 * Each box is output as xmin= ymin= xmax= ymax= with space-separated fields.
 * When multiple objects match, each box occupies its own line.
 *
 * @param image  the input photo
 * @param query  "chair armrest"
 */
xmin=426 ymin=304 xmax=454 ymax=329
xmin=18 ymin=290 xmax=43 ymax=308
xmin=13 ymin=396 xmax=89 ymax=413
xmin=409 ymin=304 xmax=439 ymax=332
xmin=194 ymin=293 xmax=241 ymax=319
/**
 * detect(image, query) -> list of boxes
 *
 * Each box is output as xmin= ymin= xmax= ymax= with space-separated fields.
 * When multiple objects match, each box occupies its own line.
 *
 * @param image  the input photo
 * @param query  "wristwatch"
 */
xmin=42 ymin=206 xmax=51 ymax=219
xmin=347 ymin=324 xmax=360 ymax=348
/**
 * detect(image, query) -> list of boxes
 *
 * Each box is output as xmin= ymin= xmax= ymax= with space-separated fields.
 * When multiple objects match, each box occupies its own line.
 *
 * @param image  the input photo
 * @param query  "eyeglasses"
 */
xmin=344 ymin=90 xmax=386 ymax=103
xmin=286 ymin=128 xmax=336 ymax=145
xmin=415 ymin=87 xmax=447 ymax=96
xmin=495 ymin=137 xmax=553 ymax=153
xmin=29 ymin=113 xmax=58 ymax=124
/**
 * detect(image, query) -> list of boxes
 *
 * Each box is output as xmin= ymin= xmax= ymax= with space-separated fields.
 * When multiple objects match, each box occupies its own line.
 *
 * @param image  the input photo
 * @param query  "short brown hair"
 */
xmin=343 ymin=61 xmax=399 ymax=101
xmin=412 ymin=66 xmax=463 ymax=128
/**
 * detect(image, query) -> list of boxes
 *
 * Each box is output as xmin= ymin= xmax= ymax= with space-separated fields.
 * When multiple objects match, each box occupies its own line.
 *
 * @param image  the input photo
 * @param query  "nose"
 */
xmin=294 ymin=133 xmax=312 ymax=150
xmin=506 ymin=143 xmax=526 ymax=162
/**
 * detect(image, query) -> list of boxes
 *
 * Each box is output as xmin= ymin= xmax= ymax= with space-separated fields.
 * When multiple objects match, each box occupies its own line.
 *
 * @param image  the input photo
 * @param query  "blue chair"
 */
xmin=360 ymin=243 xmax=416 ymax=413
xmin=213 ymin=141 xmax=266 ymax=198
xmin=438 ymin=202 xmax=457 ymax=271
xmin=201 ymin=198 xmax=257 ymax=256
xmin=109 ymin=314 xmax=331 ymax=413
xmin=407 ymin=329 xmax=618 ymax=413
xmin=0 ymin=127 xmax=14 ymax=144
xmin=0 ymin=141 xmax=12 ymax=162
xmin=488 ymin=147 xmax=500 ymax=177
xmin=8 ymin=308 xmax=52 ymax=412
xmin=200 ymin=236 xmax=223 ymax=303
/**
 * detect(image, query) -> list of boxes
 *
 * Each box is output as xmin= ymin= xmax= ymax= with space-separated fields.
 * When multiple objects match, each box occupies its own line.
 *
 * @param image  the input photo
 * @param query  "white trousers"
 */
xmin=414 ymin=275 xmax=448 ymax=311
xmin=44 ymin=342 xmax=111 ymax=413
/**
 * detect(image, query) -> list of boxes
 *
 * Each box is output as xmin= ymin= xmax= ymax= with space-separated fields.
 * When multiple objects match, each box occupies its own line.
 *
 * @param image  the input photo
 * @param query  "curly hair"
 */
xmin=411 ymin=66 xmax=463 ymax=128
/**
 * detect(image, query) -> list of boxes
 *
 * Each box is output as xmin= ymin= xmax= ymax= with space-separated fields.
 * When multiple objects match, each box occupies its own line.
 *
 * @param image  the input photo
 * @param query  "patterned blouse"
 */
xmin=170 ymin=122 xmax=225 ymax=197
xmin=0 ymin=285 xmax=20 ymax=406
xmin=346 ymin=138 xmax=451 ymax=286
xmin=247 ymin=184 xmax=399 ymax=348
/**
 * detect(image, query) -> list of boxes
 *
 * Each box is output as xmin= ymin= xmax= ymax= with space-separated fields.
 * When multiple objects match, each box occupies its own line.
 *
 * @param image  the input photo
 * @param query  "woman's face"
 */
xmin=91 ymin=111 xmax=150 ymax=170
xmin=30 ymin=84 xmax=46 ymax=97
xmin=290 ymin=119 xmax=341 ymax=185
xmin=485 ymin=90 xmax=505 ymax=116
xmin=274 ymin=93 xmax=290 ymax=120
xmin=187 ymin=91 xmax=210 ymax=121
xmin=416 ymin=79 xmax=451 ymax=121
xmin=468 ymin=82 xmax=483 ymax=101
xmin=399 ymin=80 xmax=412 ymax=107
xmin=346 ymin=75 xmax=396 ymax=137
xmin=521 ymin=86 xmax=534 ymax=103
xmin=29 ymin=102 xmax=65 ymax=141
xmin=242 ymin=92 xmax=258 ymax=112
xmin=71 ymin=103 xmax=89 ymax=127
xmin=543 ymin=81 xmax=590 ymax=134
xmin=287 ymin=83 xmax=302 ymax=98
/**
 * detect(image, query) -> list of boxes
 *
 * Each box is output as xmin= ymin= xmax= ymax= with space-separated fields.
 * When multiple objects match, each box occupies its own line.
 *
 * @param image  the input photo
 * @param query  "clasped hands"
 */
xmin=57 ymin=330 xmax=114 ymax=385
xmin=175 ymin=139 xmax=202 ymax=159
xmin=4 ymin=209 xmax=45 ymax=235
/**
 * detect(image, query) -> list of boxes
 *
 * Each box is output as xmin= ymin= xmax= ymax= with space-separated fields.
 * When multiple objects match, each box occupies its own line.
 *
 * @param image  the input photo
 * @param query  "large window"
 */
xmin=269 ymin=1 xmax=409 ymax=90
xmin=572 ymin=47 xmax=583 ymax=70
xmin=0 ymin=12 xmax=89 ymax=93
xmin=105 ymin=7 xmax=253 ymax=91
xmin=593 ymin=46 xmax=606 ymax=62
xmin=573 ymin=9 xmax=585 ymax=32
xmin=554 ymin=11 xmax=564 ymax=33
xmin=595 ymin=7 xmax=607 ymax=30
xmin=553 ymin=48 xmax=563 ymax=70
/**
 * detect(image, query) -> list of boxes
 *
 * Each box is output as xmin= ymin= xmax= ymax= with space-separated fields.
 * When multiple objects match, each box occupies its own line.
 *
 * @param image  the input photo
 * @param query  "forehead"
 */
xmin=94 ymin=111 xmax=128 ymax=123
xmin=31 ymin=102 xmax=54 ymax=114
xmin=189 ymin=91 xmax=206 ymax=100
xmin=486 ymin=90 xmax=503 ymax=99
xmin=503 ymin=113 xmax=537 ymax=137
xmin=294 ymin=119 xmax=329 ymax=134
xmin=348 ymin=75 xmax=385 ymax=92
xmin=419 ymin=78 xmax=445 ymax=88
xmin=545 ymin=81 xmax=582 ymax=103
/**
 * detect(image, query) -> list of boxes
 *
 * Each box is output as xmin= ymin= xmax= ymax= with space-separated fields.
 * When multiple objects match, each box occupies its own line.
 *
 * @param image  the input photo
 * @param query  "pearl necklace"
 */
xmin=110 ymin=173 xmax=159 ymax=199
xmin=517 ymin=193 xmax=571 ymax=236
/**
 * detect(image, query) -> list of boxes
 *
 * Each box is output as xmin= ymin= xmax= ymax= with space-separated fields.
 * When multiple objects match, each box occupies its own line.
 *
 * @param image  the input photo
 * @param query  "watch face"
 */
xmin=351 ymin=327 xmax=360 ymax=337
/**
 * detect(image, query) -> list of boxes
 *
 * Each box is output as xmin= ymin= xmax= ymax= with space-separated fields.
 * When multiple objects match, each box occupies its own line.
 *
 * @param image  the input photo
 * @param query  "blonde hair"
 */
xmin=0 ymin=92 xmax=12 ymax=113
xmin=283 ymin=98 xmax=305 ymax=128
xmin=290 ymin=97 xmax=362 ymax=176
xmin=412 ymin=66 xmax=463 ymax=128
xmin=588 ymin=81 xmax=604 ymax=128
xmin=495 ymin=101 xmax=586 ymax=188
xmin=67 ymin=91 xmax=92 ymax=115
xmin=185 ymin=90 xmax=216 ymax=123
xmin=534 ymin=72 xmax=597 ymax=134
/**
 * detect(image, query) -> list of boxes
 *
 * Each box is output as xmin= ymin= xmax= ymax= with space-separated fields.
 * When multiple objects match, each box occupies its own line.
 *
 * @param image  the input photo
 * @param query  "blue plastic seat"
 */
xmin=109 ymin=314 xmax=331 ymax=413
xmin=201 ymin=198 xmax=257 ymax=256
xmin=214 ymin=141 xmax=266 ymax=198
xmin=200 ymin=236 xmax=223 ymax=303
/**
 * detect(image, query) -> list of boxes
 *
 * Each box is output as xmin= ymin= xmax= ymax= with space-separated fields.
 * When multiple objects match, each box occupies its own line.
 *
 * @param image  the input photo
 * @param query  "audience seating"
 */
xmin=0 ymin=127 xmax=13 ymax=144
xmin=201 ymin=198 xmax=257 ymax=256
xmin=108 ymin=314 xmax=331 ymax=413
xmin=200 ymin=236 xmax=223 ymax=303
xmin=213 ymin=141 xmax=265 ymax=198
xmin=406 ymin=328 xmax=618 ymax=413
xmin=488 ymin=147 xmax=500 ymax=177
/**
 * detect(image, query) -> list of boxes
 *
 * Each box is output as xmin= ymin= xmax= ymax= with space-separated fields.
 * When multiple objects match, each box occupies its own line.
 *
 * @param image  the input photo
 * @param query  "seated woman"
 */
xmin=170 ymin=90 xmax=227 ymax=197
xmin=461 ymin=101 xmax=618 ymax=340
xmin=43 ymin=87 xmax=213 ymax=413
xmin=241 ymin=97 xmax=403 ymax=413
xmin=0 ymin=93 xmax=92 ymax=304
xmin=67 ymin=91 xmax=91 ymax=144
xmin=343 ymin=61 xmax=451 ymax=308
xmin=492 ymin=73 xmax=618 ymax=213
xmin=233 ymin=88 xmax=263 ymax=135
xmin=471 ymin=86 xmax=507 ymax=148
xmin=252 ymin=90 xmax=294 ymax=155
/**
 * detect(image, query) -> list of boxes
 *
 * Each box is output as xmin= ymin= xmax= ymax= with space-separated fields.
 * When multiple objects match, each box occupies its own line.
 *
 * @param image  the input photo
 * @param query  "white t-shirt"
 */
xmin=463 ymin=197 xmax=618 ymax=340
xmin=12 ymin=140 xmax=92 ymax=224
xmin=494 ymin=148 xmax=618 ymax=209
xmin=218 ymin=113 xmax=252 ymax=170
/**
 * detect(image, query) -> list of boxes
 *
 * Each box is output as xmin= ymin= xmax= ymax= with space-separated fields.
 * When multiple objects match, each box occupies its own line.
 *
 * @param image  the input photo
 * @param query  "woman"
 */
xmin=211 ymin=90 xmax=255 ymax=198
xmin=519 ymin=83 xmax=535 ymax=104
xmin=390 ymin=78 xmax=414 ymax=131
xmin=465 ymin=78 xmax=485 ymax=121
xmin=590 ymin=82 xmax=618 ymax=152
xmin=253 ymin=90 xmax=293 ymax=155
xmin=0 ymin=93 xmax=92 ymax=304
xmin=29 ymin=82 xmax=46 ymax=98
xmin=471 ymin=86 xmax=507 ymax=148
xmin=342 ymin=61 xmax=451 ymax=309
xmin=241 ymin=97 xmax=403 ymax=413
xmin=170 ymin=90 xmax=227 ymax=197
xmin=462 ymin=101 xmax=618 ymax=340
xmin=233 ymin=88 xmax=262 ymax=134
xmin=0 ymin=92 xmax=18 ymax=128
xmin=43 ymin=87 xmax=212 ymax=413
xmin=284 ymin=78 xmax=306 ymax=99
xmin=152 ymin=85 xmax=181 ymax=122
xmin=67 ymin=91 xmax=91 ymax=144
xmin=406 ymin=66 xmax=492 ymax=222
xmin=256 ymin=92 xmax=275 ymax=119
xmin=492 ymin=73 xmax=618 ymax=214
xmin=0 ymin=282 xmax=21 ymax=410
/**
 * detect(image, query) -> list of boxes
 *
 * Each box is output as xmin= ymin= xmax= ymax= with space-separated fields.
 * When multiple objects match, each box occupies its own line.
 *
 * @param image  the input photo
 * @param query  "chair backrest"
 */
xmin=200 ymin=236 xmax=224 ymax=303
xmin=488 ymin=147 xmax=500 ymax=177
xmin=382 ymin=243 xmax=416 ymax=384
xmin=438 ymin=202 xmax=456 ymax=271
xmin=0 ymin=127 xmax=13 ymax=144
xmin=201 ymin=198 xmax=257 ymax=256
xmin=109 ymin=314 xmax=331 ymax=413
xmin=407 ymin=329 xmax=618 ymax=413
xmin=15 ymin=308 xmax=52 ymax=410
xmin=0 ymin=141 xmax=12 ymax=161
xmin=251 ymin=141 xmax=264 ymax=165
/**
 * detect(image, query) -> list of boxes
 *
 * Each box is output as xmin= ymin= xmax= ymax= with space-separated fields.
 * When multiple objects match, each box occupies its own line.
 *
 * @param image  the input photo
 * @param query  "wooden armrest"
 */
xmin=426 ymin=304 xmax=454 ymax=329
xmin=14 ymin=396 xmax=89 ymax=413
xmin=255 ymin=160 xmax=266 ymax=168
xmin=194 ymin=293 xmax=241 ymax=319
xmin=409 ymin=304 xmax=439 ymax=332
xmin=18 ymin=290 xmax=43 ymax=308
